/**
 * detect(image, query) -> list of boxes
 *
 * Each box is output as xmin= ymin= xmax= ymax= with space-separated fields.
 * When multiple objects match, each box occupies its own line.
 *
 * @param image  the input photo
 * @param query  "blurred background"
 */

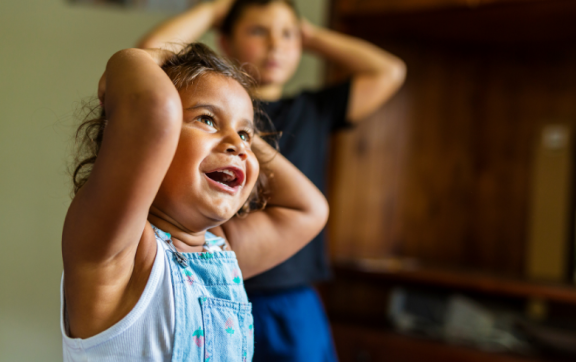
xmin=3 ymin=0 xmax=576 ymax=361
xmin=322 ymin=1 xmax=576 ymax=361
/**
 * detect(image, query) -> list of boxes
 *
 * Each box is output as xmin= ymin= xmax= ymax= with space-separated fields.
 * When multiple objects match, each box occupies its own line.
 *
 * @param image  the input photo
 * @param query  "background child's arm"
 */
xmin=301 ymin=19 xmax=407 ymax=122
xmin=137 ymin=0 xmax=233 ymax=50
xmin=62 ymin=48 xmax=181 ymax=338
xmin=215 ymin=137 xmax=329 ymax=279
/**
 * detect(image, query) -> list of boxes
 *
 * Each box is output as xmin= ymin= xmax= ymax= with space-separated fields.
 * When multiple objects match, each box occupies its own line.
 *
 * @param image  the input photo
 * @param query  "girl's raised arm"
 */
xmin=301 ymin=20 xmax=407 ymax=122
xmin=62 ymin=49 xmax=181 ymax=338
xmin=137 ymin=0 xmax=233 ymax=50
xmin=215 ymin=137 xmax=329 ymax=279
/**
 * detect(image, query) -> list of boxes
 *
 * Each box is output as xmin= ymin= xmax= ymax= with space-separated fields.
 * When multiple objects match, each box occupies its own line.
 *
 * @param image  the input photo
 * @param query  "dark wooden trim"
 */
xmin=333 ymin=0 xmax=576 ymax=44
xmin=333 ymin=263 xmax=576 ymax=304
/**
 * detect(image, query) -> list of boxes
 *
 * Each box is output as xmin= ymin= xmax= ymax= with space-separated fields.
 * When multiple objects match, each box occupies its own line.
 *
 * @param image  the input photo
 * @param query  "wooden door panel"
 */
xmin=327 ymin=42 xmax=576 ymax=276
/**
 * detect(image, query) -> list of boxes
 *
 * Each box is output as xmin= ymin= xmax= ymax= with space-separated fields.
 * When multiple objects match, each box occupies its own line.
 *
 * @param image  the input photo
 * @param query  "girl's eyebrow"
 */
xmin=186 ymin=103 xmax=217 ymax=112
xmin=187 ymin=103 xmax=255 ymax=131
xmin=238 ymin=119 xmax=256 ymax=133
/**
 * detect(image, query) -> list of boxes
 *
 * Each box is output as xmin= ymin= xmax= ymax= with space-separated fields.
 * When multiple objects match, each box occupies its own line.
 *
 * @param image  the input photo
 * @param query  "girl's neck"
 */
xmin=255 ymin=83 xmax=283 ymax=102
xmin=148 ymin=212 xmax=207 ymax=253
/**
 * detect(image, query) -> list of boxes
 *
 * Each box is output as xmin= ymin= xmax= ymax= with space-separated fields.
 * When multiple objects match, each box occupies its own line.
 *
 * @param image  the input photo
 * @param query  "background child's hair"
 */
xmin=72 ymin=43 xmax=276 ymax=217
xmin=220 ymin=0 xmax=299 ymax=37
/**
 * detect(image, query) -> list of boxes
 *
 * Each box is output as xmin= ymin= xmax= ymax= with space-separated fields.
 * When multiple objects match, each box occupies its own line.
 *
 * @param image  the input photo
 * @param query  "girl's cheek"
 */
xmin=287 ymin=43 xmax=301 ymax=60
xmin=240 ymin=41 xmax=266 ymax=63
xmin=246 ymin=155 xmax=260 ymax=187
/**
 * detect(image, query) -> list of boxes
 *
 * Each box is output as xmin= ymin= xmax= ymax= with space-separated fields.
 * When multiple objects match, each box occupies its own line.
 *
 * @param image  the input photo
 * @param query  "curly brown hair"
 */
xmin=72 ymin=43 xmax=277 ymax=217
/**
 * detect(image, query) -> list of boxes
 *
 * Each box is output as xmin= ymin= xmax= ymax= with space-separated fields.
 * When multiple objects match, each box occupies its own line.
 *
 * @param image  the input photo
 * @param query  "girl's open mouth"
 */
xmin=204 ymin=167 xmax=245 ymax=194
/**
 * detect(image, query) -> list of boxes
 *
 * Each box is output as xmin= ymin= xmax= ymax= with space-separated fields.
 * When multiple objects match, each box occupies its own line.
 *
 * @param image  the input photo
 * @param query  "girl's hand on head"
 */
xmin=300 ymin=18 xmax=317 ymax=50
xmin=251 ymin=136 xmax=277 ymax=164
xmin=212 ymin=0 xmax=235 ymax=28
xmin=142 ymin=48 xmax=176 ymax=66
xmin=98 ymin=48 xmax=175 ymax=108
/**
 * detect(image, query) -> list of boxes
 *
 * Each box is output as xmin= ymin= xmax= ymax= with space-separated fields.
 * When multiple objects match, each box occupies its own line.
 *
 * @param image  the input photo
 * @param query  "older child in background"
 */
xmin=61 ymin=43 xmax=328 ymax=361
xmin=138 ymin=1 xmax=406 ymax=360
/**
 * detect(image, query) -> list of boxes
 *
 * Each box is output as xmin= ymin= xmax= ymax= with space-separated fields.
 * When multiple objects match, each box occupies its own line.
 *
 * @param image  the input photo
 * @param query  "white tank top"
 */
xmin=61 ymin=237 xmax=175 ymax=361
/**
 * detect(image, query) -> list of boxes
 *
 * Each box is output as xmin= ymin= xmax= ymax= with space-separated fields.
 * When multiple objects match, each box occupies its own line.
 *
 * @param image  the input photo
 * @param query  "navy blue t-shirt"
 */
xmin=244 ymin=80 xmax=352 ymax=292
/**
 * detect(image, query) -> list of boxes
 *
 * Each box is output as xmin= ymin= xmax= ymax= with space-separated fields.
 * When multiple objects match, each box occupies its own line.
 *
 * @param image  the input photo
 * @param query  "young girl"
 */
xmin=61 ymin=43 xmax=328 ymax=361
xmin=137 ymin=1 xmax=406 ymax=360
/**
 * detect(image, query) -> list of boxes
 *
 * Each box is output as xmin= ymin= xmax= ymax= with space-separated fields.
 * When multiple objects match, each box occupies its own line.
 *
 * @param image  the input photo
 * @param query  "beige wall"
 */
xmin=0 ymin=0 xmax=326 ymax=360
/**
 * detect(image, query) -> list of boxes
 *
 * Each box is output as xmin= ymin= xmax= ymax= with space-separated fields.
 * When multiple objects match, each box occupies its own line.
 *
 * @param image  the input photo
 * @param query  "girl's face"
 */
xmin=223 ymin=2 xmax=302 ymax=86
xmin=154 ymin=73 xmax=259 ymax=231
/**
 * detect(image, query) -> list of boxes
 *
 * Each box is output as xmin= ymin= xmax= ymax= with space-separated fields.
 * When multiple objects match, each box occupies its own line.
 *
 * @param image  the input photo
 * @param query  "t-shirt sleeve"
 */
xmin=309 ymin=80 xmax=353 ymax=132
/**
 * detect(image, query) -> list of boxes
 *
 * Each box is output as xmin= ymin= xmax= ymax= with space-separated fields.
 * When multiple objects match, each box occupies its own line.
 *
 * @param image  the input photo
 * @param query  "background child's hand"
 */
xmin=300 ymin=18 xmax=317 ymax=50
xmin=212 ymin=0 xmax=235 ymax=28
xmin=98 ymin=48 xmax=175 ymax=107
xmin=137 ymin=0 xmax=234 ymax=51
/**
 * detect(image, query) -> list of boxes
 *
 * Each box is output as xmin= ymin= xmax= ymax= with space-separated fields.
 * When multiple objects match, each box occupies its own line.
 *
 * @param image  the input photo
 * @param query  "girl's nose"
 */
xmin=223 ymin=134 xmax=248 ymax=161
xmin=268 ymin=33 xmax=280 ymax=50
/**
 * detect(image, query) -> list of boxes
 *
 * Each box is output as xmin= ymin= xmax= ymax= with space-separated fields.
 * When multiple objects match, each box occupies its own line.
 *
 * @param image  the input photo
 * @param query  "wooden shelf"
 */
xmin=325 ymin=263 xmax=576 ymax=361
xmin=331 ymin=323 xmax=560 ymax=362
xmin=333 ymin=261 xmax=576 ymax=305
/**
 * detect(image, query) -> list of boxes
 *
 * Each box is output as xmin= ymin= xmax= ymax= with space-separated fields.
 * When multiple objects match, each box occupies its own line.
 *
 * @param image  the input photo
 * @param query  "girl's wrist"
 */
xmin=252 ymin=136 xmax=277 ymax=164
xmin=185 ymin=3 xmax=219 ymax=29
xmin=209 ymin=3 xmax=221 ymax=27
xmin=211 ymin=0 xmax=233 ymax=28
xmin=144 ymin=48 xmax=176 ymax=66
xmin=300 ymin=20 xmax=321 ymax=51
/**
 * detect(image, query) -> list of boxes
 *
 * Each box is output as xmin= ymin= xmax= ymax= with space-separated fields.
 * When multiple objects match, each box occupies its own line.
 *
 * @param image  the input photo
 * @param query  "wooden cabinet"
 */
xmin=321 ymin=265 xmax=576 ymax=362
xmin=335 ymin=0 xmax=542 ymax=16
xmin=336 ymin=0 xmax=478 ymax=15
xmin=326 ymin=0 xmax=576 ymax=278
xmin=332 ymin=324 xmax=543 ymax=362
xmin=324 ymin=1 xmax=576 ymax=360
xmin=335 ymin=0 xmax=568 ymax=16
xmin=332 ymin=0 xmax=576 ymax=44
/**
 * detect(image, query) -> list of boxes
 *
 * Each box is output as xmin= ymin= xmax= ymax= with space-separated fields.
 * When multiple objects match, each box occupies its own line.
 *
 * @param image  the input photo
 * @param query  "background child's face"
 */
xmin=223 ymin=2 xmax=302 ymax=87
xmin=154 ymin=73 xmax=259 ymax=230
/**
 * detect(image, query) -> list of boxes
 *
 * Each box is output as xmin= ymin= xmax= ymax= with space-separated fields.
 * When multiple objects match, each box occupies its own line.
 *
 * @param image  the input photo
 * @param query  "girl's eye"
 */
xmin=249 ymin=27 xmax=266 ymax=36
xmin=198 ymin=116 xmax=215 ymax=127
xmin=239 ymin=131 xmax=251 ymax=142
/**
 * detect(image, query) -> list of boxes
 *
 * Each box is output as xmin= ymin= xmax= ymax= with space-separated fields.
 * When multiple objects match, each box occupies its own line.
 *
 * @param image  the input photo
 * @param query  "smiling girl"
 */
xmin=61 ymin=43 xmax=328 ymax=361
xmin=138 ymin=0 xmax=406 ymax=360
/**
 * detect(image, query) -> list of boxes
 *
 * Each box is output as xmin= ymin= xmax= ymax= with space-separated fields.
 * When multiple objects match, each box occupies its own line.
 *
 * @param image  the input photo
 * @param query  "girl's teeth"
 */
xmin=216 ymin=169 xmax=235 ymax=181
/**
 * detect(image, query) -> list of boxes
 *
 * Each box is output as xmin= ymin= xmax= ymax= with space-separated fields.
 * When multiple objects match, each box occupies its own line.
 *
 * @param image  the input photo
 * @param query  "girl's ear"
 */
xmin=218 ymin=34 xmax=232 ymax=57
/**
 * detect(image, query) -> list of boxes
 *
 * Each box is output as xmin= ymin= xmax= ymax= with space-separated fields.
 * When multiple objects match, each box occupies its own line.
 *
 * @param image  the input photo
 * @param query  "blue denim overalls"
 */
xmin=152 ymin=225 xmax=254 ymax=362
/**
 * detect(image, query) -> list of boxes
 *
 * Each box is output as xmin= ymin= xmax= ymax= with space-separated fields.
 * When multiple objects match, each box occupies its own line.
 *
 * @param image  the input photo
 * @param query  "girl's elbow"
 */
xmin=308 ymin=194 xmax=330 ymax=234
xmin=389 ymin=59 xmax=407 ymax=86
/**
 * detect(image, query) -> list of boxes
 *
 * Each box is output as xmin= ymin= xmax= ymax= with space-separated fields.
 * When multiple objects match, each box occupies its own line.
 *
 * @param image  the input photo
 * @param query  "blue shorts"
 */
xmin=248 ymin=286 xmax=339 ymax=362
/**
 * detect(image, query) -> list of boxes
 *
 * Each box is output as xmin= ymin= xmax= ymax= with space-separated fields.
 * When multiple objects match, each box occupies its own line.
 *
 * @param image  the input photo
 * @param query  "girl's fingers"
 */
xmin=213 ymin=0 xmax=235 ymax=26
xmin=143 ymin=48 xmax=176 ymax=66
